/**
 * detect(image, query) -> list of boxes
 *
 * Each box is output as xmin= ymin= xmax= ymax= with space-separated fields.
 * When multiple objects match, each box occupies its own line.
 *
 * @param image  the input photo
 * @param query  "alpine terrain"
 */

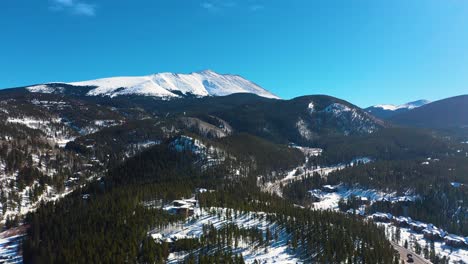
xmin=0 ymin=70 xmax=466 ymax=264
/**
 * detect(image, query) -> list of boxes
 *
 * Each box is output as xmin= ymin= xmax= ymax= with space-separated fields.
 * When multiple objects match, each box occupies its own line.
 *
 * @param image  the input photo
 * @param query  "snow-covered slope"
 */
xmin=151 ymin=207 xmax=302 ymax=264
xmin=366 ymin=100 xmax=430 ymax=119
xmin=27 ymin=70 xmax=279 ymax=99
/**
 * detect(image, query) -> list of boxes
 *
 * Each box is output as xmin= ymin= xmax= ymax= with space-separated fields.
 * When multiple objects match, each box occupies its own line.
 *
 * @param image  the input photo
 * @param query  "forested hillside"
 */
xmin=22 ymin=141 xmax=399 ymax=263
xmin=0 ymin=83 xmax=464 ymax=263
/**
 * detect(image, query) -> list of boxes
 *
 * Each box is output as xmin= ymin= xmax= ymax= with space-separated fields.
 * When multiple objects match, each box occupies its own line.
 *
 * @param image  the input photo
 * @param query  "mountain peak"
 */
xmin=197 ymin=69 xmax=217 ymax=74
xmin=401 ymin=99 xmax=430 ymax=109
xmin=26 ymin=70 xmax=280 ymax=99
xmin=366 ymin=99 xmax=430 ymax=119
xmin=371 ymin=99 xmax=430 ymax=111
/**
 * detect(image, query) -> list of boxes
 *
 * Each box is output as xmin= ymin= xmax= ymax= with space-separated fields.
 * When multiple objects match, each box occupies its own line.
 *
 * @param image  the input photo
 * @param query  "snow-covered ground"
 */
xmin=135 ymin=140 xmax=160 ymax=149
xmin=78 ymin=119 xmax=123 ymax=135
xmin=0 ymin=235 xmax=22 ymax=263
xmin=1 ymin=182 xmax=75 ymax=225
xmin=7 ymin=116 xmax=75 ymax=147
xmin=322 ymin=103 xmax=378 ymax=134
xmin=261 ymin=154 xmax=372 ymax=198
xmin=0 ymin=150 xmax=101 ymax=224
xmin=261 ymin=150 xmax=465 ymax=263
xmin=306 ymin=182 xmax=465 ymax=263
xmin=150 ymin=207 xmax=302 ymax=264
xmin=124 ymin=140 xmax=162 ymax=158
xmin=268 ymin=150 xmax=463 ymax=263
xmin=309 ymin=185 xmax=419 ymax=211
xmin=290 ymin=145 xmax=322 ymax=157
xmin=170 ymin=135 xmax=226 ymax=169
xmin=0 ymin=226 xmax=26 ymax=264
xmin=380 ymin=222 xmax=468 ymax=264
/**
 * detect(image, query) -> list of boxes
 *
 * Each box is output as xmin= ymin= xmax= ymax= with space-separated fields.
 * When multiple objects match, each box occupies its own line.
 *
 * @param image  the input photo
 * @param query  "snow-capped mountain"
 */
xmin=391 ymin=95 xmax=468 ymax=128
xmin=26 ymin=70 xmax=279 ymax=99
xmin=366 ymin=100 xmax=430 ymax=119
xmin=371 ymin=100 xmax=430 ymax=111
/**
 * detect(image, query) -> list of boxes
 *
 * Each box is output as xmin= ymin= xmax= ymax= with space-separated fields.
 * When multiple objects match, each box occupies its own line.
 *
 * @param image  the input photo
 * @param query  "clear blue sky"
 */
xmin=1 ymin=0 xmax=468 ymax=107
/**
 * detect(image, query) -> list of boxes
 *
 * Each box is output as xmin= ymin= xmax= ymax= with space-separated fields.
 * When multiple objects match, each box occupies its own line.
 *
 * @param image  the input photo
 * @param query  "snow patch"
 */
xmin=6 ymin=117 xmax=75 ymax=147
xmin=170 ymin=136 xmax=225 ymax=168
xmin=307 ymin=102 xmax=315 ymax=114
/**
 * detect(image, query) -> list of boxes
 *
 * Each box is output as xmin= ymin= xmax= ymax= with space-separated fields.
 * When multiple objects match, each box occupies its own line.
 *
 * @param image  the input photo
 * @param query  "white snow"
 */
xmin=261 ymin=155 xmax=372 ymax=198
xmin=150 ymin=207 xmax=302 ymax=264
xmin=451 ymin=182 xmax=463 ymax=188
xmin=307 ymin=102 xmax=315 ymax=113
xmin=77 ymin=119 xmax=122 ymax=135
xmin=321 ymin=103 xmax=377 ymax=134
xmin=27 ymin=70 xmax=279 ymax=99
xmin=323 ymin=103 xmax=353 ymax=114
xmin=170 ymin=135 xmax=226 ymax=168
xmin=370 ymin=213 xmax=468 ymax=263
xmin=380 ymin=222 xmax=468 ymax=264
xmin=7 ymin=117 xmax=60 ymax=129
xmin=373 ymin=104 xmax=401 ymax=111
xmin=26 ymin=84 xmax=61 ymax=94
xmin=372 ymin=100 xmax=430 ymax=111
xmin=136 ymin=140 xmax=160 ymax=148
xmin=291 ymin=145 xmax=322 ymax=157
xmin=309 ymin=185 xmax=420 ymax=211
xmin=295 ymin=118 xmax=314 ymax=140
xmin=6 ymin=117 xmax=75 ymax=147
xmin=0 ymin=234 xmax=23 ymax=263
xmin=295 ymin=102 xmax=326 ymax=140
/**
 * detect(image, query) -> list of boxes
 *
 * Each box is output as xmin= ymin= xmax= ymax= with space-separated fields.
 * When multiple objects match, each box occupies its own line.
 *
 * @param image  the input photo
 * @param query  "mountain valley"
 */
xmin=0 ymin=71 xmax=466 ymax=264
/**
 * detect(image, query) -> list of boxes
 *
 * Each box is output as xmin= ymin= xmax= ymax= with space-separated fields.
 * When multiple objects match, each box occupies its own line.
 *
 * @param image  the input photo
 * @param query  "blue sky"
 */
xmin=1 ymin=0 xmax=468 ymax=107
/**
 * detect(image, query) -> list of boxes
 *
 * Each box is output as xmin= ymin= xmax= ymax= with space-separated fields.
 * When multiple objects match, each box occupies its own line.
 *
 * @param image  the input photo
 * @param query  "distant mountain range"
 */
xmin=7 ymin=70 xmax=468 ymax=131
xmin=365 ymin=100 xmax=430 ymax=119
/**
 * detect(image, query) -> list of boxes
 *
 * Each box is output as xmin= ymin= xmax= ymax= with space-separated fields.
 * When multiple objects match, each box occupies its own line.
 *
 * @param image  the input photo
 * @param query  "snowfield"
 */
xmin=27 ymin=70 xmax=279 ymax=99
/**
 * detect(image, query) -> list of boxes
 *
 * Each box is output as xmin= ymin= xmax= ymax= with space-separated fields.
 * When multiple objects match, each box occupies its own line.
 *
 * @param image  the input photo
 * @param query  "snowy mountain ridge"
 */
xmin=365 ymin=100 xmax=430 ymax=119
xmin=27 ymin=70 xmax=279 ymax=99
xmin=371 ymin=100 xmax=430 ymax=111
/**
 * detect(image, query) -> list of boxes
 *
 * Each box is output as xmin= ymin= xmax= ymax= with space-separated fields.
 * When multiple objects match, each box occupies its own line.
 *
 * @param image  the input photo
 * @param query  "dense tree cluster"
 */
xmin=199 ymin=187 xmax=399 ymax=263
xmin=310 ymin=127 xmax=461 ymax=165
